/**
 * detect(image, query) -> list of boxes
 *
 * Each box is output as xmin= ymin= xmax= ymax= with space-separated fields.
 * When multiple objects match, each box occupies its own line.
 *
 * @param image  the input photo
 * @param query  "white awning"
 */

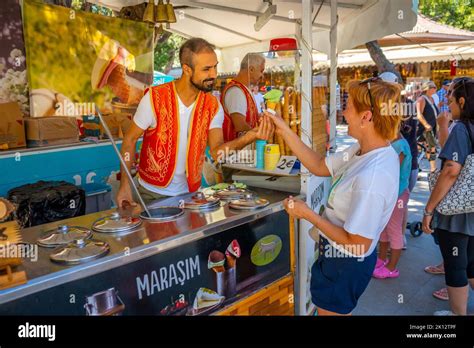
xmin=88 ymin=0 xmax=417 ymax=72
xmin=337 ymin=40 xmax=474 ymax=68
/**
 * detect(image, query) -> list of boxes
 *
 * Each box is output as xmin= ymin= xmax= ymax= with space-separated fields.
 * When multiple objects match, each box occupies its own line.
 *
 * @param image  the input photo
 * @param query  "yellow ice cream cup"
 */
xmin=264 ymin=144 xmax=280 ymax=170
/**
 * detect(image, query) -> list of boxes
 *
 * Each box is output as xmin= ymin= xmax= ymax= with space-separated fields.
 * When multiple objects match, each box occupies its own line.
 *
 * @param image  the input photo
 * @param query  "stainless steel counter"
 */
xmin=0 ymin=187 xmax=301 ymax=305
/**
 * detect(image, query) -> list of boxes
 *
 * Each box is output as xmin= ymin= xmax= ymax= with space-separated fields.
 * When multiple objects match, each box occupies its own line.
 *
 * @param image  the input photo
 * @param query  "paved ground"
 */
xmin=333 ymin=125 xmax=474 ymax=315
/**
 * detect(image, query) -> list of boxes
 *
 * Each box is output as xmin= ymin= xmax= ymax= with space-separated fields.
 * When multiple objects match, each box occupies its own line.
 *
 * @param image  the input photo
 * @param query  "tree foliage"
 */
xmin=419 ymin=0 xmax=474 ymax=31
xmin=154 ymin=33 xmax=185 ymax=73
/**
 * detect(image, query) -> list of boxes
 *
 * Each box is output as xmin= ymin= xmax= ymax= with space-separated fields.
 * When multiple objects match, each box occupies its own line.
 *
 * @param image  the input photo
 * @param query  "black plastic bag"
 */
xmin=8 ymin=180 xmax=85 ymax=228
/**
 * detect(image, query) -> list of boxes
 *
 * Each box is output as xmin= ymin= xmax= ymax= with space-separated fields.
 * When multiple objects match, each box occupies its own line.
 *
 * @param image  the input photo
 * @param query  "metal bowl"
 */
xmin=139 ymin=207 xmax=185 ymax=222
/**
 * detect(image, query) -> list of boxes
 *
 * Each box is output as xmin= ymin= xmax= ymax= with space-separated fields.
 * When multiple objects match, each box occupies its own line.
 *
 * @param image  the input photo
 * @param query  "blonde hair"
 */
xmin=347 ymin=79 xmax=402 ymax=141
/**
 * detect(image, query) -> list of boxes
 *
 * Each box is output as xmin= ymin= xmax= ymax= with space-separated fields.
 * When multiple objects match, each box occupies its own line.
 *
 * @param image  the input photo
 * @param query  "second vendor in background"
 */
xmin=221 ymin=53 xmax=266 ymax=141
xmin=116 ymin=38 xmax=274 ymax=206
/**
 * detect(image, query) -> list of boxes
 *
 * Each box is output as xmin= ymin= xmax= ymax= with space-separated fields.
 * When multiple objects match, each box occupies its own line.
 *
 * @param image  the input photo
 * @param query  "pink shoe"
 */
xmin=375 ymin=258 xmax=388 ymax=269
xmin=373 ymin=266 xmax=400 ymax=279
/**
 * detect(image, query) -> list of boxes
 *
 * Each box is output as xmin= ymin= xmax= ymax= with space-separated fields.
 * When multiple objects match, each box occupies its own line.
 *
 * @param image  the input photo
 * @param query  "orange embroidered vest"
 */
xmin=221 ymin=80 xmax=258 ymax=142
xmin=138 ymin=82 xmax=219 ymax=193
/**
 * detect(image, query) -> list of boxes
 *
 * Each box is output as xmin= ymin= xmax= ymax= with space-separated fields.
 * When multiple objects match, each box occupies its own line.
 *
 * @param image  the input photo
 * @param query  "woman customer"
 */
xmin=422 ymin=77 xmax=474 ymax=316
xmin=424 ymin=77 xmax=473 ymax=302
xmin=266 ymin=78 xmax=402 ymax=315
xmin=416 ymin=81 xmax=439 ymax=173
xmin=373 ymin=131 xmax=411 ymax=278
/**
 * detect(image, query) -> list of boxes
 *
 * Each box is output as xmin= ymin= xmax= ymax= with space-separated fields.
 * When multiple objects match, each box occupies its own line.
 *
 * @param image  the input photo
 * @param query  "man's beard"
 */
xmin=191 ymin=75 xmax=215 ymax=92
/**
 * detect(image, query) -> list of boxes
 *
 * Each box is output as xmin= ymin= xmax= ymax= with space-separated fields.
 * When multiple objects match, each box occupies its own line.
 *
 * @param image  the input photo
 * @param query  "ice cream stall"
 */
xmin=0 ymin=0 xmax=417 ymax=316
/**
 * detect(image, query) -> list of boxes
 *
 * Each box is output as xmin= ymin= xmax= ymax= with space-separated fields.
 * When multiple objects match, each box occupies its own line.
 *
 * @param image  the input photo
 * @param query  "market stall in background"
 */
xmin=0 ymin=0 xmax=418 ymax=316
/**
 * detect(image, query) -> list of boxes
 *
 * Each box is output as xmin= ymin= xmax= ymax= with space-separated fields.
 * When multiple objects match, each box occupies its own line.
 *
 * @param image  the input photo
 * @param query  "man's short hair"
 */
xmin=179 ymin=38 xmax=216 ymax=68
xmin=240 ymin=53 xmax=265 ymax=70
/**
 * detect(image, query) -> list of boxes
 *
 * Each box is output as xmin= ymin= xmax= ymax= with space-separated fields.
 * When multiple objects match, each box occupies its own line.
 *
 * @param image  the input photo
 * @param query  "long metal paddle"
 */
xmin=94 ymin=105 xmax=151 ymax=217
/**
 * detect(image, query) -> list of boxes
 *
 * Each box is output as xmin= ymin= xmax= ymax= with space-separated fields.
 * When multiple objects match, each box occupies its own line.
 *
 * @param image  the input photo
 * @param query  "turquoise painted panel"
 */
xmin=0 ymin=141 xmax=140 ymax=197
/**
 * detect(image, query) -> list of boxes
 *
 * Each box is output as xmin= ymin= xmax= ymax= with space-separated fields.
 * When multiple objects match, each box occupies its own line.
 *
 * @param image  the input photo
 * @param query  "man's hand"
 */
xmin=248 ymin=115 xmax=274 ymax=142
xmin=264 ymin=110 xmax=288 ymax=136
xmin=424 ymin=124 xmax=432 ymax=132
xmin=116 ymin=182 xmax=137 ymax=208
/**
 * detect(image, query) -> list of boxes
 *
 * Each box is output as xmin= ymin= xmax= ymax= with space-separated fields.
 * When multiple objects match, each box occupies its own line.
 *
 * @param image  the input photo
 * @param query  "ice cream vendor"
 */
xmin=116 ymin=38 xmax=274 ymax=206
xmin=221 ymin=53 xmax=266 ymax=142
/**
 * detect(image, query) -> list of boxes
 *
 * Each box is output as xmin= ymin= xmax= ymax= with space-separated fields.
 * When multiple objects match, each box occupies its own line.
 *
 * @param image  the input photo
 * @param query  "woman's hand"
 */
xmin=283 ymin=196 xmax=313 ymax=220
xmin=422 ymin=214 xmax=434 ymax=234
xmin=437 ymin=111 xmax=451 ymax=130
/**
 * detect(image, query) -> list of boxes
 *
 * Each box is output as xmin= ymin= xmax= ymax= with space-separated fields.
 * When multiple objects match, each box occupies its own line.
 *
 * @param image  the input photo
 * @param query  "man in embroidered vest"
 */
xmin=116 ymin=38 xmax=274 ymax=206
xmin=221 ymin=53 xmax=266 ymax=142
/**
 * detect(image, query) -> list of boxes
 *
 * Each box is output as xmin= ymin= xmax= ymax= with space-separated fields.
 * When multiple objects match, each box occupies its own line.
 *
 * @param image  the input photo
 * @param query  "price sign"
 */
xmin=274 ymin=156 xmax=297 ymax=174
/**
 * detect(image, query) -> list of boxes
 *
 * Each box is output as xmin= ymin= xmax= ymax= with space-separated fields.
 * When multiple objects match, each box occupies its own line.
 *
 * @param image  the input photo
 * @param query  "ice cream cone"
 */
xmin=212 ymin=265 xmax=225 ymax=273
xmin=226 ymin=254 xmax=236 ymax=268
xmin=107 ymin=65 xmax=131 ymax=104
xmin=226 ymin=240 xmax=241 ymax=258
xmin=208 ymin=250 xmax=225 ymax=271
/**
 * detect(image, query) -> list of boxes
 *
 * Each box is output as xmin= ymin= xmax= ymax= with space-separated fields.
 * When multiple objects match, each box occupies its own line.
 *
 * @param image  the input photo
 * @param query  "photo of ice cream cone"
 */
xmin=91 ymin=39 xmax=143 ymax=106
xmin=226 ymin=239 xmax=241 ymax=258
xmin=225 ymin=253 xmax=236 ymax=268
xmin=208 ymin=250 xmax=225 ymax=273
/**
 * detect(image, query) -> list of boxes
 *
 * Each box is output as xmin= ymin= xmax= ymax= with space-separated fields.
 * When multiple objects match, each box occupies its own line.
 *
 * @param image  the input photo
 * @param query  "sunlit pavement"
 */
xmin=334 ymin=125 xmax=474 ymax=315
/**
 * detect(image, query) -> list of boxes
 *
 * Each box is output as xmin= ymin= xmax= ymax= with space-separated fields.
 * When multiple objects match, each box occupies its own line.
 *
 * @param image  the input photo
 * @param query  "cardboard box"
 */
xmin=0 ymin=102 xmax=26 ymax=150
xmin=25 ymin=116 xmax=80 ymax=147
xmin=82 ymin=113 xmax=132 ymax=139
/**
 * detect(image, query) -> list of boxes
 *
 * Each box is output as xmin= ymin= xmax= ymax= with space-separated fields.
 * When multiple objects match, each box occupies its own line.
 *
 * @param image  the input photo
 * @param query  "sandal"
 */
xmin=433 ymin=288 xmax=449 ymax=301
xmin=424 ymin=264 xmax=445 ymax=275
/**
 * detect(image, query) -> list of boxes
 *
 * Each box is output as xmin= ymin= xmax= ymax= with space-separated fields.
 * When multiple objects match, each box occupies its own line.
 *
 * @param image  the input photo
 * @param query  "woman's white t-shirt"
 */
xmin=321 ymin=143 xmax=400 ymax=257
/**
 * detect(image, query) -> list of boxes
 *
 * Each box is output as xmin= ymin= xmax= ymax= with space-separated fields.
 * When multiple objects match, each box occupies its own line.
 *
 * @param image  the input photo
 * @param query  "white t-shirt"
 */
xmin=134 ymin=90 xmax=224 ymax=196
xmin=253 ymin=92 xmax=265 ymax=114
xmin=224 ymin=85 xmax=253 ymax=117
xmin=321 ymin=143 xmax=399 ymax=257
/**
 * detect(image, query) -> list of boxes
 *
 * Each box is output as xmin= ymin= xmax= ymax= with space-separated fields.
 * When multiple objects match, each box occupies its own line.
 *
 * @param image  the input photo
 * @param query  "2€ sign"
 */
xmin=274 ymin=156 xmax=297 ymax=174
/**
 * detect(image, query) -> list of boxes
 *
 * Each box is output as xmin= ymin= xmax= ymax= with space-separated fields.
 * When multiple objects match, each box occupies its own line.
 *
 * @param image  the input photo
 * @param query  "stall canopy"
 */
xmin=88 ymin=0 xmax=417 ymax=152
xmin=338 ymin=40 xmax=474 ymax=68
xmin=88 ymin=0 xmax=418 ymax=73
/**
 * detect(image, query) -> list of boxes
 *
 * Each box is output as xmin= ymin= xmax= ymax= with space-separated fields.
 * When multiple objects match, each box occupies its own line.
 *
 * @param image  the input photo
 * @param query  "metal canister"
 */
xmin=264 ymin=144 xmax=280 ymax=171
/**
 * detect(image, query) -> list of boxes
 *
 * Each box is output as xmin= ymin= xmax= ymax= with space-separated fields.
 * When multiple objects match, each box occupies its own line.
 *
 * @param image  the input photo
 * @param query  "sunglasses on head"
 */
xmin=448 ymin=77 xmax=472 ymax=97
xmin=359 ymin=76 xmax=382 ymax=116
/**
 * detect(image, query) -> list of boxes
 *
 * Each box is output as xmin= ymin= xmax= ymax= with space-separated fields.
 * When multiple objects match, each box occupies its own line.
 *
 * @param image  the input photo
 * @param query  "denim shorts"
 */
xmin=311 ymin=236 xmax=377 ymax=314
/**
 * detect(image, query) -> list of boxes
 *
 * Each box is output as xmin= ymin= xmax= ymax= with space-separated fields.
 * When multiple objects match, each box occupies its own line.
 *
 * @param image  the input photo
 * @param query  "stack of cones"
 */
xmin=312 ymin=87 xmax=328 ymax=156
xmin=270 ymin=88 xmax=302 ymax=156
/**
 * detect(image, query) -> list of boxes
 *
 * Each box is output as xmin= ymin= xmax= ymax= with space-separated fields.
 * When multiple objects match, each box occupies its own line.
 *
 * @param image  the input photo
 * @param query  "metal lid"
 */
xmin=49 ymin=238 xmax=110 ymax=265
xmin=184 ymin=193 xmax=220 ymax=210
xmin=139 ymin=207 xmax=185 ymax=221
xmin=92 ymin=212 xmax=142 ymax=233
xmin=214 ymin=185 xmax=248 ymax=201
xmin=37 ymin=225 xmax=92 ymax=248
xmin=228 ymin=194 xmax=270 ymax=210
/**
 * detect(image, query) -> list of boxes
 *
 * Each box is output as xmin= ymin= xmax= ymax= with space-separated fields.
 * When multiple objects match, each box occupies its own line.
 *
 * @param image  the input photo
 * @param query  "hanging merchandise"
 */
xmin=450 ymin=59 xmax=458 ymax=77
